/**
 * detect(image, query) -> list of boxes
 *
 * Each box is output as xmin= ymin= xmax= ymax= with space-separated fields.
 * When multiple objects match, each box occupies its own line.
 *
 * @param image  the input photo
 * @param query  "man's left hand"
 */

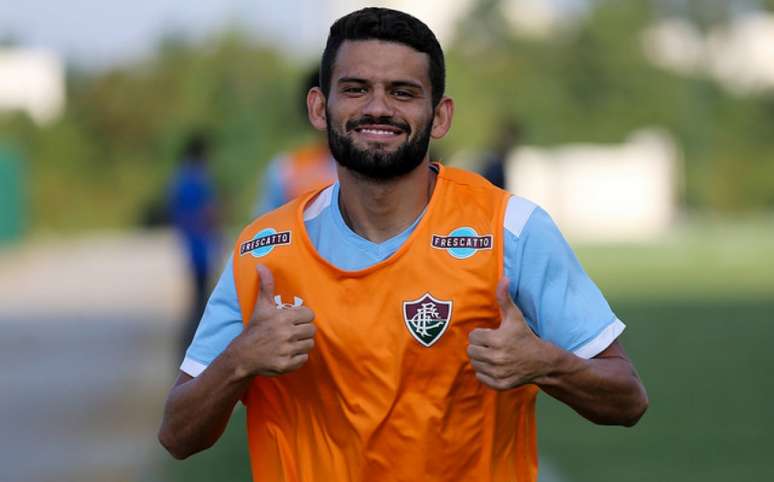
xmin=467 ymin=278 xmax=552 ymax=390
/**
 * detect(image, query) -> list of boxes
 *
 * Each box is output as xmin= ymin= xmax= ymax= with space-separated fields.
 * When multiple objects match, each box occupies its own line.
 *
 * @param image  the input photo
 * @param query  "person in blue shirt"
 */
xmin=479 ymin=117 xmax=522 ymax=190
xmin=168 ymin=132 xmax=221 ymax=358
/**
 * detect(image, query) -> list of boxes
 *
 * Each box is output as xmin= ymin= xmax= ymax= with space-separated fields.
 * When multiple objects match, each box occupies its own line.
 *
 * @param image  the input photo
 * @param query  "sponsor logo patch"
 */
xmin=274 ymin=295 xmax=303 ymax=310
xmin=431 ymin=226 xmax=493 ymax=259
xmin=240 ymin=228 xmax=291 ymax=258
xmin=403 ymin=293 xmax=453 ymax=347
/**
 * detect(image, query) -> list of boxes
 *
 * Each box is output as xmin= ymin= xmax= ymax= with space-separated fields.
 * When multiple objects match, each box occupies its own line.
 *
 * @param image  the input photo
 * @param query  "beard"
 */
xmin=327 ymin=112 xmax=433 ymax=181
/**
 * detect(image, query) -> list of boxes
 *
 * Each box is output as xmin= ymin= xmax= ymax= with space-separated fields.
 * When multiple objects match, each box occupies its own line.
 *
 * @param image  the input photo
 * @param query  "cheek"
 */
xmin=409 ymin=109 xmax=434 ymax=135
xmin=325 ymin=110 xmax=346 ymax=132
xmin=327 ymin=96 xmax=359 ymax=124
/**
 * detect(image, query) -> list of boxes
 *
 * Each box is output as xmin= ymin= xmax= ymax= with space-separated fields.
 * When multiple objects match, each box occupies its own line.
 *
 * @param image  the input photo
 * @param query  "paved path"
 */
xmin=0 ymin=230 xmax=189 ymax=482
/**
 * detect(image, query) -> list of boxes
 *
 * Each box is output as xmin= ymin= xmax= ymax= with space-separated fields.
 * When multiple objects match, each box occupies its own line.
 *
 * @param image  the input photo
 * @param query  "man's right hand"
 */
xmin=159 ymin=264 xmax=315 ymax=459
xmin=229 ymin=264 xmax=316 ymax=378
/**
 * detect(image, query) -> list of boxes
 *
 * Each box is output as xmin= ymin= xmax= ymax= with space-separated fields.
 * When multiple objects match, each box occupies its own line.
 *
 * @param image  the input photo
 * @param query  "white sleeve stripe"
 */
xmin=572 ymin=318 xmax=626 ymax=359
xmin=303 ymin=184 xmax=334 ymax=221
xmin=180 ymin=357 xmax=208 ymax=377
xmin=504 ymin=196 xmax=537 ymax=237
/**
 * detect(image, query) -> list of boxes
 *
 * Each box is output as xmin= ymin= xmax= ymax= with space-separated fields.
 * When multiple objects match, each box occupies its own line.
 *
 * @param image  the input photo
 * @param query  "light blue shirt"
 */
xmin=181 ymin=182 xmax=624 ymax=376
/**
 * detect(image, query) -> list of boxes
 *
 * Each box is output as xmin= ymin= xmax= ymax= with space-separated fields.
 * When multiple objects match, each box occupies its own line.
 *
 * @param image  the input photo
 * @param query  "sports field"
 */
xmin=537 ymin=218 xmax=774 ymax=482
xmin=162 ymin=218 xmax=774 ymax=482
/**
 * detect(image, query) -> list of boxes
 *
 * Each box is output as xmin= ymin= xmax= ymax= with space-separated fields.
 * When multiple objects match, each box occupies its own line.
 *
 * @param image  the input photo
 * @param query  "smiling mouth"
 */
xmin=353 ymin=125 xmax=405 ymax=139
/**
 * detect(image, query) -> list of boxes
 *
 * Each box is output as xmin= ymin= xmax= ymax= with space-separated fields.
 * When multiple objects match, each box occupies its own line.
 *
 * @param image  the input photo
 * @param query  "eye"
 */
xmin=343 ymin=86 xmax=367 ymax=95
xmin=393 ymin=89 xmax=414 ymax=99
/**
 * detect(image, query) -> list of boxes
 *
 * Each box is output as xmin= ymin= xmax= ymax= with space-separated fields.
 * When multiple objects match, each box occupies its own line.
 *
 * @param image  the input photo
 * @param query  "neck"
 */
xmin=337 ymin=160 xmax=436 ymax=244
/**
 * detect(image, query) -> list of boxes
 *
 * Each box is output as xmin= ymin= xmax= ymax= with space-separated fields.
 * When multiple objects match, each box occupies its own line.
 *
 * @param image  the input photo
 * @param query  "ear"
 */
xmin=307 ymin=87 xmax=328 ymax=132
xmin=430 ymin=96 xmax=454 ymax=140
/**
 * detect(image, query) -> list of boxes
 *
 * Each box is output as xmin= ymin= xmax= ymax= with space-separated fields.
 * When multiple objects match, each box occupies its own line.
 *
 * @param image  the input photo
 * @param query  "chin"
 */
xmin=357 ymin=142 xmax=399 ymax=155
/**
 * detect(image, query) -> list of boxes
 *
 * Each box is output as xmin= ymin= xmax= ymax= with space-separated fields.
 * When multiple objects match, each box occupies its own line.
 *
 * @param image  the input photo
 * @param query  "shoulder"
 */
xmin=302 ymin=184 xmax=335 ymax=223
xmin=503 ymin=201 xmax=571 ymax=260
xmin=435 ymin=166 xmax=542 ymax=239
xmin=439 ymin=165 xmax=501 ymax=191
xmin=238 ymin=185 xmax=334 ymax=254
xmin=502 ymin=199 xmax=572 ymax=275
xmin=437 ymin=165 xmax=510 ymax=217
xmin=237 ymin=197 xmax=301 ymax=249
xmin=503 ymin=196 xmax=539 ymax=239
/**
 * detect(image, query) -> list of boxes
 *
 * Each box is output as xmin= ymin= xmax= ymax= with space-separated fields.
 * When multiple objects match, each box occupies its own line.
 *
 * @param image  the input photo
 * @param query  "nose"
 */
xmin=361 ymin=87 xmax=394 ymax=118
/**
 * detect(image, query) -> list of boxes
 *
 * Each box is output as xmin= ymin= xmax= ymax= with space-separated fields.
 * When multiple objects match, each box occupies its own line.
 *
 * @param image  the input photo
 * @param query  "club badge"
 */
xmin=403 ymin=293 xmax=453 ymax=347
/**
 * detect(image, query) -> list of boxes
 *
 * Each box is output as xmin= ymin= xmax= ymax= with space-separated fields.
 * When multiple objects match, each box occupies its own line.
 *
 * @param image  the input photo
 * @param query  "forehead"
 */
xmin=331 ymin=40 xmax=431 ymax=86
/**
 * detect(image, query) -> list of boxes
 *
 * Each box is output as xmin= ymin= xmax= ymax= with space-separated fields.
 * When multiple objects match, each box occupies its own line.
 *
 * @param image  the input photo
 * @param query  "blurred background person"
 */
xmin=254 ymin=68 xmax=337 ymax=215
xmin=168 ymin=131 xmax=221 ymax=357
xmin=479 ymin=117 xmax=522 ymax=189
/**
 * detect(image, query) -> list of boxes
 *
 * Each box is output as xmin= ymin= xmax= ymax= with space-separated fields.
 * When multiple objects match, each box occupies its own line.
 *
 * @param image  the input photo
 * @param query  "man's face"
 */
xmin=324 ymin=40 xmax=436 ymax=180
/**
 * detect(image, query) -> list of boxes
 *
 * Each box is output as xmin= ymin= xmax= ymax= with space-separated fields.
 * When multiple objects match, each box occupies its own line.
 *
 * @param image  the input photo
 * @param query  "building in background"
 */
xmin=643 ymin=12 xmax=774 ymax=95
xmin=0 ymin=48 xmax=64 ymax=124
xmin=507 ymin=129 xmax=680 ymax=242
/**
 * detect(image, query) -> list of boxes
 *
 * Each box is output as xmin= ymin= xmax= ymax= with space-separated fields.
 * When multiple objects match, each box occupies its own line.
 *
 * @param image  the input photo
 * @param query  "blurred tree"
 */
xmin=3 ymin=30 xmax=310 ymax=232
xmin=446 ymin=0 xmax=774 ymax=211
xmin=4 ymin=0 xmax=774 ymax=235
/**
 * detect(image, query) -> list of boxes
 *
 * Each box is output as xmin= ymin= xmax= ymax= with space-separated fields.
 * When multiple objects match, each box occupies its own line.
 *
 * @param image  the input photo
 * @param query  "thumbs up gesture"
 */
xmin=467 ymin=278 xmax=551 ymax=390
xmin=230 ymin=264 xmax=316 ymax=378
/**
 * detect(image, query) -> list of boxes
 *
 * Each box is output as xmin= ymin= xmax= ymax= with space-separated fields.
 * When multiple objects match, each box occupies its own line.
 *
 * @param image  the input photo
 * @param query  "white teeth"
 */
xmin=360 ymin=128 xmax=398 ymax=136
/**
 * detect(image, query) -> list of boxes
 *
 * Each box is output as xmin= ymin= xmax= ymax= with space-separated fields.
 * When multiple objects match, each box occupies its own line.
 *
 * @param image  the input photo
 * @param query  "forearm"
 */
xmin=534 ymin=341 xmax=648 ymax=426
xmin=158 ymin=348 xmax=253 ymax=459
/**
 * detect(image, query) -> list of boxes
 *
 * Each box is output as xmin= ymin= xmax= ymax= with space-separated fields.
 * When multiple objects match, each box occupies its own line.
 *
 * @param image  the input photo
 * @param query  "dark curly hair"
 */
xmin=320 ymin=7 xmax=446 ymax=107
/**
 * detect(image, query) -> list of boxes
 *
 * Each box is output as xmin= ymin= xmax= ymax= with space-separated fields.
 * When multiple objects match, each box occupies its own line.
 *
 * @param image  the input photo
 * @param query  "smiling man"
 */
xmin=158 ymin=8 xmax=648 ymax=482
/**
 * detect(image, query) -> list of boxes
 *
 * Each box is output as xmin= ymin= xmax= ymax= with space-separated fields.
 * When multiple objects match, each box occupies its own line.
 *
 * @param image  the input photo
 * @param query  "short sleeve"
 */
xmin=503 ymin=198 xmax=625 ymax=358
xmin=254 ymin=155 xmax=289 ymax=216
xmin=180 ymin=255 xmax=244 ymax=376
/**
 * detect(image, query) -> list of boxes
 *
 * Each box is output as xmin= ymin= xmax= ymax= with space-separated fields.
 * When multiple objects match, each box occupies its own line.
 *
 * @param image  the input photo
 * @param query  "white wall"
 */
xmin=0 ymin=48 xmax=65 ymax=124
xmin=507 ymin=130 xmax=679 ymax=242
xmin=643 ymin=12 xmax=774 ymax=95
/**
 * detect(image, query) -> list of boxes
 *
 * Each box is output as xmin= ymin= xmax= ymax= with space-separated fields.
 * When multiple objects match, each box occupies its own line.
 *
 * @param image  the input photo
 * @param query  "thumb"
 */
xmin=255 ymin=264 xmax=276 ymax=309
xmin=495 ymin=277 xmax=525 ymax=328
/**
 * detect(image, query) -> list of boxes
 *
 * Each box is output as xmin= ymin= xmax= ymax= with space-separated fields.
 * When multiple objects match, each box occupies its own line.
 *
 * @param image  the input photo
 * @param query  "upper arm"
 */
xmin=591 ymin=339 xmax=628 ymax=360
xmin=181 ymin=255 xmax=244 ymax=376
xmin=503 ymin=200 xmax=625 ymax=358
xmin=173 ymin=371 xmax=194 ymax=388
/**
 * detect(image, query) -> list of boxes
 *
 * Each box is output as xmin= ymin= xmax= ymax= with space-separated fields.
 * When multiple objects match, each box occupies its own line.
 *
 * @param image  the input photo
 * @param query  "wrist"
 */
xmin=532 ymin=340 xmax=580 ymax=387
xmin=222 ymin=336 xmax=254 ymax=382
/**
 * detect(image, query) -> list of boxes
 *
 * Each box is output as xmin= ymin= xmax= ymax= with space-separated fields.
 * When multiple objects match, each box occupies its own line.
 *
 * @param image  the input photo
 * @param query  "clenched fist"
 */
xmin=230 ymin=264 xmax=316 ymax=378
xmin=467 ymin=278 xmax=551 ymax=391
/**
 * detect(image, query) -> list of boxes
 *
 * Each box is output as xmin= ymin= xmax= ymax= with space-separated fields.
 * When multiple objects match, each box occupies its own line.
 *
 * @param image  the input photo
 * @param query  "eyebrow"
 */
xmin=337 ymin=77 xmax=424 ymax=91
xmin=337 ymin=77 xmax=368 ymax=85
xmin=390 ymin=80 xmax=423 ymax=91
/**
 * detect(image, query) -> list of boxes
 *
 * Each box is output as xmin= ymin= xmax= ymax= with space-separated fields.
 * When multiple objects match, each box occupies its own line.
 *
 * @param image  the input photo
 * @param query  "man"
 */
xmin=255 ymin=68 xmax=337 ymax=215
xmin=159 ymin=8 xmax=648 ymax=482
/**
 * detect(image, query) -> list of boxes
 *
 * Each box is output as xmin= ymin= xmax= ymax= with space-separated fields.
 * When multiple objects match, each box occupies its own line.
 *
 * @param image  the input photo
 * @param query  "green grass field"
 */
xmin=161 ymin=219 xmax=774 ymax=482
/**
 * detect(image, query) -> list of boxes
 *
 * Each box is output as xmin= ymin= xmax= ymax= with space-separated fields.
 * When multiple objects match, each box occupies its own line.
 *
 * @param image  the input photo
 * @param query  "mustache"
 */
xmin=345 ymin=116 xmax=411 ymax=134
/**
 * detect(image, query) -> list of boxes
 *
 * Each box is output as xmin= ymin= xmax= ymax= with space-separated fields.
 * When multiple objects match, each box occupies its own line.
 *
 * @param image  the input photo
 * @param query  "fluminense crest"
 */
xmin=402 ymin=293 xmax=453 ymax=347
